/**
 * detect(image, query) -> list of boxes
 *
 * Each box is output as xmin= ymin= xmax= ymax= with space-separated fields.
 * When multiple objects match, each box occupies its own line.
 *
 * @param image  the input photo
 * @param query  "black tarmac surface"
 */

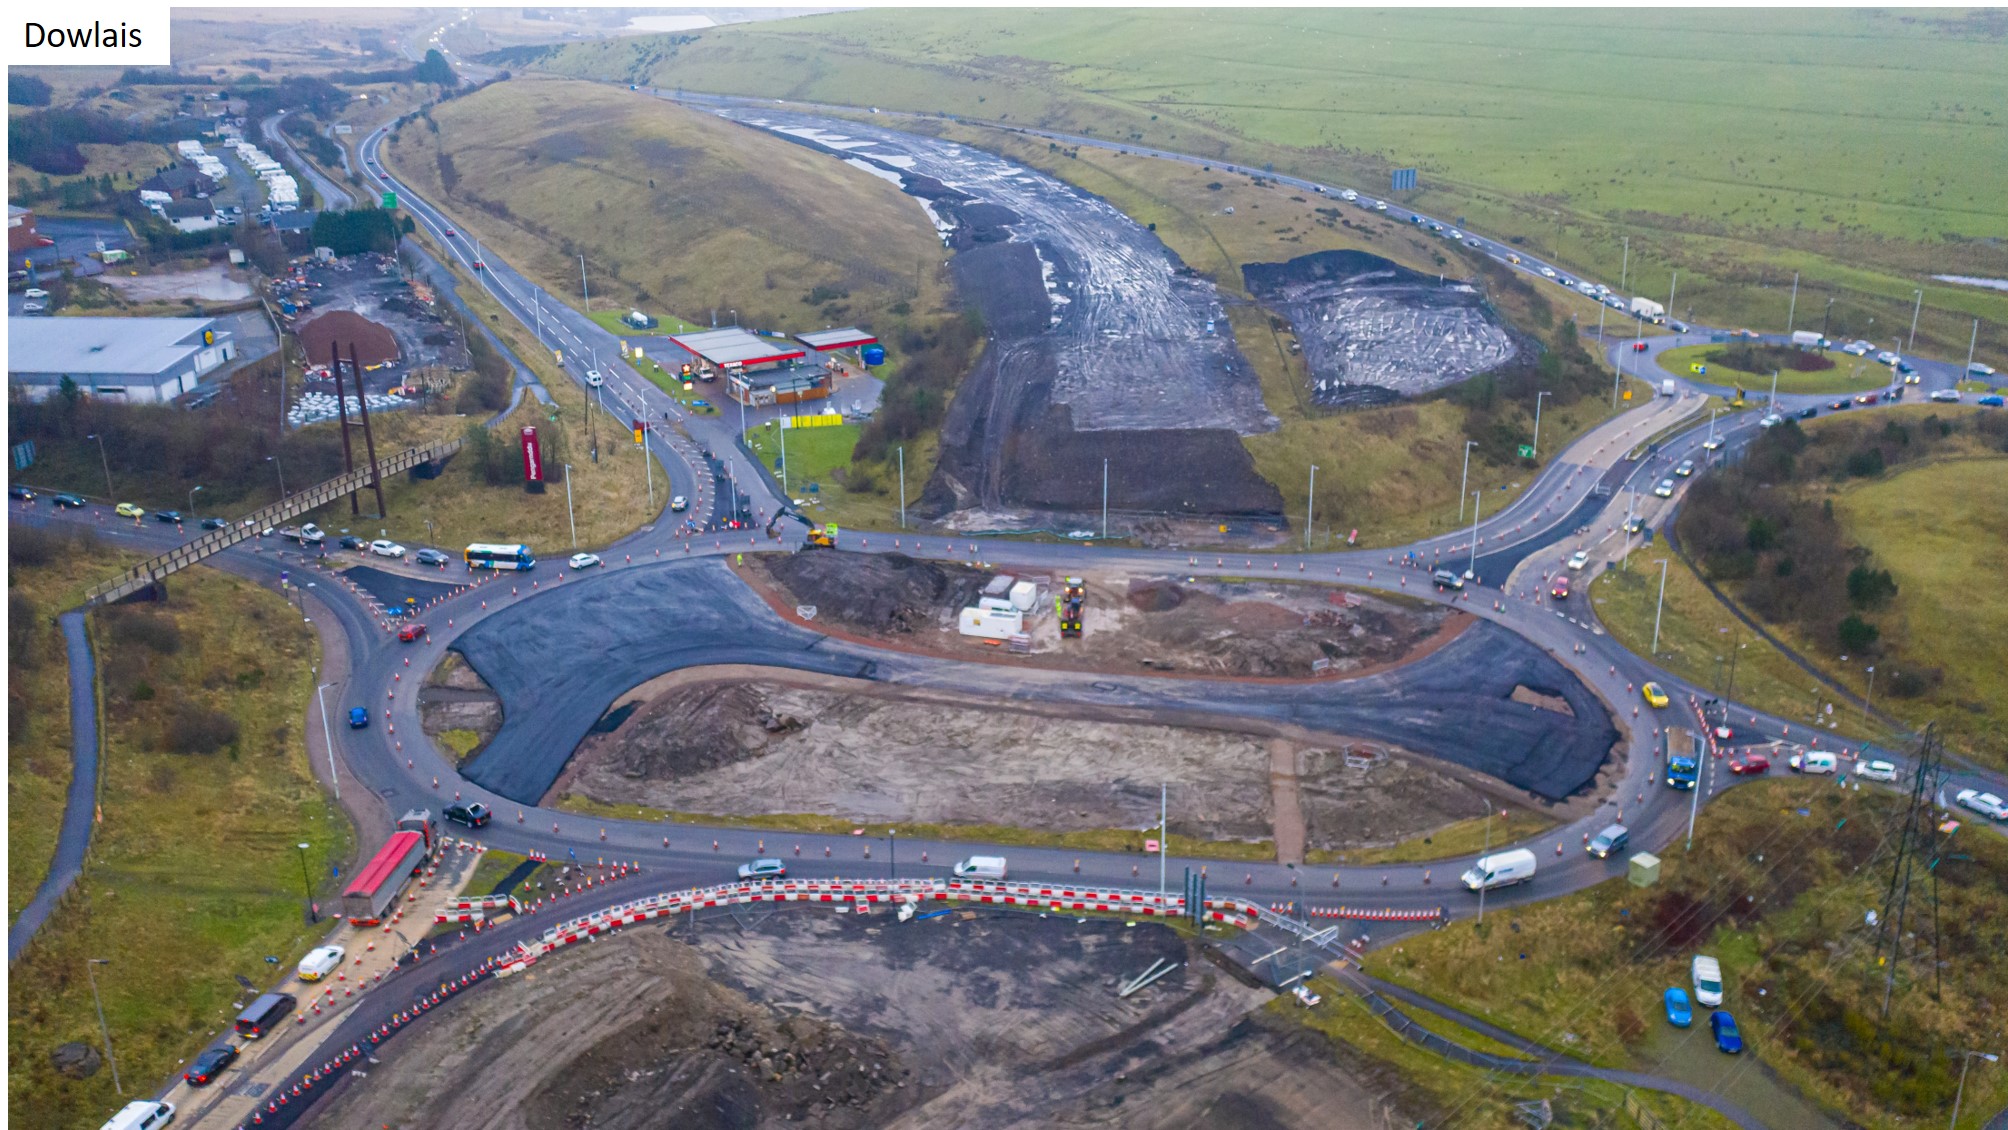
xmin=452 ymin=558 xmax=1617 ymax=805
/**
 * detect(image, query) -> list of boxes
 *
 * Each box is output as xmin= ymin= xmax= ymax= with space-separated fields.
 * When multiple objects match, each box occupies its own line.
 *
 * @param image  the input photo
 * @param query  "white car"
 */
xmin=1856 ymin=759 xmax=1900 ymax=782
xmin=1759 ymin=414 xmax=1785 ymax=428
xmin=1374 ymin=200 xmax=1387 ymax=211
xmin=21 ymin=301 xmax=44 ymax=313
xmin=737 ymin=857 xmax=787 ymax=880
xmin=369 ymin=539 xmax=406 ymax=558
xmin=1691 ymin=955 xmax=1724 ymax=1007
xmin=23 ymin=287 xmax=48 ymax=299
xmin=1929 ymin=389 xmax=1961 ymax=403
xmin=1540 ymin=267 xmax=1557 ymax=279
xmin=297 ymin=945 xmax=345 ymax=982
xmin=568 ymin=552 xmax=603 ymax=570
xmin=1955 ymin=788 xmax=2008 ymax=821
xmin=1842 ymin=341 xmax=1872 ymax=357
xmin=1875 ymin=350 xmax=1900 ymax=366
xmin=584 ymin=370 xmax=603 ymax=387
xmin=1653 ymin=479 xmax=1676 ymax=498
xmin=1702 ymin=437 xmax=1725 ymax=451
xmin=1567 ymin=550 xmax=1590 ymax=571
xmin=670 ymin=495 xmax=688 ymax=512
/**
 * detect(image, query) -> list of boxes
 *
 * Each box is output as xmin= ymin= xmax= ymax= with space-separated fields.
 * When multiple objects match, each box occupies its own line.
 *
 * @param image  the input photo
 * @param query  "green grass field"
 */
xmin=530 ymin=9 xmax=2008 ymax=365
xmin=7 ymin=568 xmax=352 ymax=1130
xmin=1657 ymin=344 xmax=1889 ymax=396
xmin=587 ymin=309 xmax=704 ymax=337
xmin=744 ymin=419 xmax=925 ymax=531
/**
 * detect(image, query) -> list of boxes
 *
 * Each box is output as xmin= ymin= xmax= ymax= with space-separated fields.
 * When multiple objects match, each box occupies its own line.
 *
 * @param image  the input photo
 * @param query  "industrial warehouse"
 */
xmin=6 ymin=315 xmax=236 ymax=403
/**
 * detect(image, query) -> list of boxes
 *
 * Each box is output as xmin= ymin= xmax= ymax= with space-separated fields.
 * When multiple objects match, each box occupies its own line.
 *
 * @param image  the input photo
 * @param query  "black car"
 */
xmin=339 ymin=535 xmax=366 ymax=550
xmin=1797 ymin=405 xmax=1819 ymax=419
xmin=52 ymin=493 xmax=87 ymax=509
xmin=184 ymin=1043 xmax=238 ymax=1085
xmin=202 ymin=517 xmax=229 ymax=530
xmin=414 ymin=548 xmax=451 ymax=567
xmin=154 ymin=509 xmax=183 ymax=523
xmin=1828 ymin=399 xmax=1852 ymax=411
xmin=8 ymin=485 xmax=34 ymax=501
xmin=443 ymin=802 xmax=491 ymax=828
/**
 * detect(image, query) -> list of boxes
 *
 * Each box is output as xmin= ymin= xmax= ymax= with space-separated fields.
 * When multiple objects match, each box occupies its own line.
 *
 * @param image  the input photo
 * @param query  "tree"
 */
xmin=413 ymin=50 xmax=457 ymax=88
xmin=1846 ymin=565 xmax=1897 ymax=610
xmin=1837 ymin=614 xmax=1879 ymax=653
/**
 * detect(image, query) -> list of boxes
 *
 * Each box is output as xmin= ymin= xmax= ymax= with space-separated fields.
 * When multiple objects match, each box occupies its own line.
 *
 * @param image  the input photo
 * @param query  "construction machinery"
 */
xmin=767 ymin=505 xmax=836 ymax=548
xmin=1059 ymin=577 xmax=1085 ymax=638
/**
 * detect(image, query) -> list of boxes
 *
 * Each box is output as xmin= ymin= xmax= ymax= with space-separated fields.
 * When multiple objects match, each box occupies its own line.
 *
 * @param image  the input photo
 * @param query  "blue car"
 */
xmin=1663 ymin=987 xmax=1693 ymax=1028
xmin=348 ymin=707 xmax=369 ymax=729
xmin=1979 ymin=394 xmax=2005 ymax=408
xmin=1710 ymin=1010 xmax=1743 ymax=1054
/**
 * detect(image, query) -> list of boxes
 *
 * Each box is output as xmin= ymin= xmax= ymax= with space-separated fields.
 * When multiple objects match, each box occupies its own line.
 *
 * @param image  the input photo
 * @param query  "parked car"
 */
xmin=339 ymin=535 xmax=366 ymax=550
xmin=23 ymin=287 xmax=48 ymax=299
xmin=1728 ymin=752 xmax=1771 ymax=775
xmin=1641 ymin=682 xmax=1670 ymax=709
xmin=154 ymin=509 xmax=182 ymax=523
xmin=568 ymin=552 xmax=603 ymax=570
xmin=21 ymin=301 xmax=45 ymax=313
xmin=414 ymin=548 xmax=451 ymax=567
xmin=1691 ymin=955 xmax=1725 ymax=1007
xmin=1955 ymin=788 xmax=2008 ymax=821
xmin=183 ymin=1044 xmax=238 ymax=1086
xmin=444 ymin=802 xmax=491 ymax=828
xmin=1857 ymin=759 xmax=1900 ymax=783
xmin=397 ymin=622 xmax=427 ymax=642
xmin=1710 ymin=1010 xmax=1744 ymax=1054
xmin=1663 ymin=987 xmax=1693 ymax=1028
xmin=1587 ymin=823 xmax=1628 ymax=859
xmin=737 ymin=857 xmax=787 ymax=880
xmin=115 ymin=502 xmax=145 ymax=518
xmin=369 ymin=539 xmax=406 ymax=558
xmin=1567 ymin=550 xmax=1590 ymax=571
xmin=297 ymin=944 xmax=345 ymax=982
xmin=348 ymin=707 xmax=369 ymax=729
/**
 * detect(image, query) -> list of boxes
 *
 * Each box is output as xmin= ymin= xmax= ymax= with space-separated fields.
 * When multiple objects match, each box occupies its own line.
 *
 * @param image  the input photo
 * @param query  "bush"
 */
xmin=1844 ymin=447 xmax=1886 ymax=478
xmin=165 ymin=704 xmax=240 ymax=754
xmin=106 ymin=610 xmax=182 ymax=655
xmin=1837 ymin=614 xmax=1879 ymax=653
xmin=1846 ymin=565 xmax=1897 ymax=610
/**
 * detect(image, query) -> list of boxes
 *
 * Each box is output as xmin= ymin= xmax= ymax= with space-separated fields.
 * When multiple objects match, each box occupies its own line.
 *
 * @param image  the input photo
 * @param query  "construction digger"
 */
xmin=1058 ymin=577 xmax=1085 ymax=638
xmin=767 ymin=505 xmax=836 ymax=549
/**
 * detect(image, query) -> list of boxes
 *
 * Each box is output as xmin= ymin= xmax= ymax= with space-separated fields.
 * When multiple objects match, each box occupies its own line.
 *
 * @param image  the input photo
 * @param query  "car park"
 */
xmin=1641 ymin=682 xmax=1670 ymax=709
xmin=1549 ymin=575 xmax=1571 ymax=600
xmin=1586 ymin=823 xmax=1628 ymax=858
xmin=1675 ymin=459 xmax=1695 ymax=477
xmin=1929 ymin=389 xmax=1961 ymax=402
xmin=1653 ymin=478 xmax=1675 ymax=498
xmin=348 ymin=707 xmax=369 ymax=729
xmin=568 ymin=552 xmax=603 ymax=570
xmin=397 ymin=622 xmax=427 ymax=642
xmin=1567 ymin=550 xmax=1590 ymax=570
xmin=369 ymin=539 xmax=405 ymax=558
xmin=1691 ymin=955 xmax=1724 ymax=1006
xmin=737 ymin=857 xmax=787 ymax=880
xmin=1728 ymin=751 xmax=1771 ymax=775
xmin=1856 ymin=759 xmax=1899 ymax=782
xmin=1710 ymin=1010 xmax=1744 ymax=1054
xmin=671 ymin=495 xmax=688 ymax=511
xmin=115 ymin=502 xmax=145 ymax=518
xmin=1663 ymin=987 xmax=1693 ymax=1027
xmin=414 ymin=548 xmax=451 ymax=567
xmin=183 ymin=1044 xmax=238 ymax=1086
xmin=1955 ymin=788 xmax=2008 ymax=821
xmin=297 ymin=944 xmax=345 ymax=981
xmin=444 ymin=802 xmax=491 ymax=827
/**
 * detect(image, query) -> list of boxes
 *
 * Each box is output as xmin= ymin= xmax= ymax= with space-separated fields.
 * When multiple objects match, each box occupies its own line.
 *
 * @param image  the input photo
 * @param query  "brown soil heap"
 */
xmin=297 ymin=308 xmax=400 ymax=369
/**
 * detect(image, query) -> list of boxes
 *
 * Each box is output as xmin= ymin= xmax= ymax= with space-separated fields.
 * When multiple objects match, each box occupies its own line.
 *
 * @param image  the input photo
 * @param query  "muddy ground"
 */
xmin=722 ymin=109 xmax=1285 ymax=534
xmin=558 ymin=675 xmax=1512 ymax=859
xmin=304 ymin=910 xmax=1400 ymax=1130
xmin=751 ymin=551 xmax=1460 ymax=679
xmin=1243 ymin=250 xmax=1518 ymax=408
xmin=421 ymin=652 xmax=503 ymax=765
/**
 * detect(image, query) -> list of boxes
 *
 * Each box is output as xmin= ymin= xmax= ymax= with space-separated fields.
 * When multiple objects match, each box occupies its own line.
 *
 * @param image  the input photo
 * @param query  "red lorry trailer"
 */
xmin=343 ymin=828 xmax=429 ymax=925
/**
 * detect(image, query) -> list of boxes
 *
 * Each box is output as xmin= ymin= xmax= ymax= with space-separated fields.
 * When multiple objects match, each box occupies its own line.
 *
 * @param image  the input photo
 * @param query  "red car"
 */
xmin=1631 ymin=341 xmax=1649 ymax=352
xmin=1728 ymin=752 xmax=1771 ymax=775
xmin=444 ymin=228 xmax=457 ymax=237
xmin=397 ymin=622 xmax=428 ymax=642
xmin=1550 ymin=575 xmax=1571 ymax=600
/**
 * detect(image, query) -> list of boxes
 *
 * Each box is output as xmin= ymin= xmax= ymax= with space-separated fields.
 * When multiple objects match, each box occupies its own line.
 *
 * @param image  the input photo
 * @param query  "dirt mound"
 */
xmin=1127 ymin=578 xmax=1187 ymax=612
xmin=592 ymin=682 xmax=809 ymax=781
xmin=764 ymin=550 xmax=987 ymax=634
xmin=297 ymin=308 xmax=400 ymax=368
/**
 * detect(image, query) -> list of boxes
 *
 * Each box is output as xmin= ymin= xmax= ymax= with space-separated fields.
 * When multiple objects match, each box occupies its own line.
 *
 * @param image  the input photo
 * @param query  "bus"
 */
xmin=464 ymin=543 xmax=535 ymax=571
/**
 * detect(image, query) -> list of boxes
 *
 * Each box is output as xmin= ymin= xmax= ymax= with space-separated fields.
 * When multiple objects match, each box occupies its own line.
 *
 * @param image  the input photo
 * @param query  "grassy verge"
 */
xmin=1657 ymin=345 xmax=1888 ymax=396
xmin=743 ymin=419 xmax=932 ymax=532
xmin=587 ymin=309 xmax=704 ymax=337
xmin=461 ymin=848 xmax=565 ymax=900
xmin=1276 ymin=976 xmax=1736 ymax=1130
xmin=552 ymin=795 xmax=1279 ymax=863
xmin=436 ymin=728 xmax=481 ymax=763
xmin=7 ymin=568 xmax=352 ymax=1130
xmin=1366 ymin=778 xmax=2008 ymax=1128
xmin=1590 ymin=550 xmax=1879 ymax=746
xmin=1316 ymin=810 xmax=1562 ymax=868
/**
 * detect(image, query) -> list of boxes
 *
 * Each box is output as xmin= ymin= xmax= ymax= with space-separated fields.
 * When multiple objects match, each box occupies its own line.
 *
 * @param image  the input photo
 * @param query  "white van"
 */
xmin=102 ymin=1100 xmax=176 ymax=1130
xmin=1691 ymin=955 xmax=1724 ymax=1006
xmin=1460 ymin=849 xmax=1537 ymax=891
xmin=953 ymin=856 xmax=1008 ymax=881
xmin=1789 ymin=751 xmax=1837 ymax=775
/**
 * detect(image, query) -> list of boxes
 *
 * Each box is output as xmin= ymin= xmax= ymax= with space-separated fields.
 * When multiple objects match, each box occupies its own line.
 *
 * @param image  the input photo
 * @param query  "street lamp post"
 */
xmin=296 ymin=842 xmax=317 ymax=923
xmin=1305 ymin=464 xmax=1318 ymax=549
xmin=86 ymin=433 xmax=115 ymax=499
xmin=1908 ymin=289 xmax=1923 ymax=352
xmin=267 ymin=454 xmax=288 ymax=499
xmin=1101 ymin=457 xmax=1110 ymax=539
xmin=1466 ymin=490 xmax=1482 ymax=580
xmin=1652 ymin=559 xmax=1670 ymax=654
xmin=1532 ymin=391 xmax=1551 ymax=458
xmin=1458 ymin=441 xmax=1478 ymax=522
xmin=1951 ymin=1051 xmax=2000 ymax=1130
xmin=85 ymin=958 xmax=122 ymax=1095
xmin=315 ymin=682 xmax=339 ymax=801
xmin=188 ymin=484 xmax=204 ymax=524
xmin=1862 ymin=665 xmax=1878 ymax=728
xmin=564 ymin=463 xmax=576 ymax=548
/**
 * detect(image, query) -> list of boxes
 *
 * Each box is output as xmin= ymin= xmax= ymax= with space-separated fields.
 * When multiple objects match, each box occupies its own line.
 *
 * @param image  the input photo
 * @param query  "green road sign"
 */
xmin=381 ymin=191 xmax=397 ymax=210
xmin=1518 ymin=444 xmax=1535 ymax=459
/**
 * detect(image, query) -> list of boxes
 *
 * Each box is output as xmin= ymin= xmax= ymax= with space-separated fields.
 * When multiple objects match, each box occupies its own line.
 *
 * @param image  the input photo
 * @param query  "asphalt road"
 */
xmin=5 ymin=612 xmax=100 ymax=962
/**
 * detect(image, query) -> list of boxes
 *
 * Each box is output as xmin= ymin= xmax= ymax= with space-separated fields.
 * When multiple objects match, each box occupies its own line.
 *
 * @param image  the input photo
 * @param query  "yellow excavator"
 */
xmin=766 ymin=505 xmax=836 ymax=549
